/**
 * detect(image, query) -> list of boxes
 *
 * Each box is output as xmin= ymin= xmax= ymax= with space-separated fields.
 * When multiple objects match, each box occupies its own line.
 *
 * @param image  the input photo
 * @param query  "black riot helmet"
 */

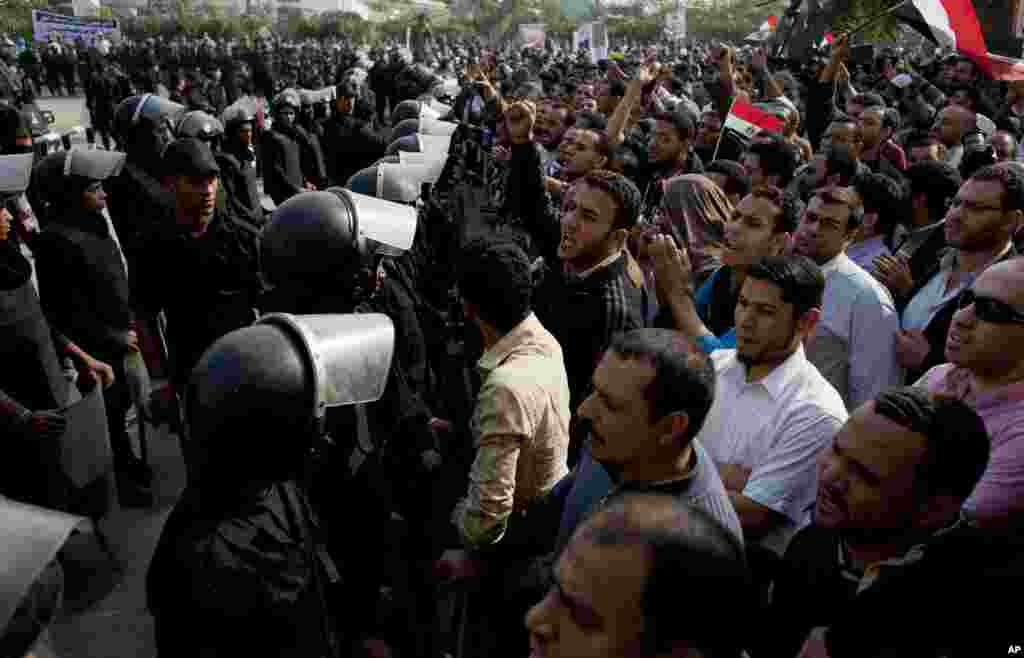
xmin=390 ymin=99 xmax=424 ymax=126
xmin=261 ymin=188 xmax=417 ymax=288
xmin=346 ymin=161 xmax=437 ymax=204
xmin=389 ymin=117 xmax=420 ymax=144
xmin=113 ymin=94 xmax=185 ymax=161
xmin=32 ymin=148 xmax=126 ymax=210
xmin=176 ymin=110 xmax=224 ymax=151
xmin=186 ymin=313 xmax=395 ymax=486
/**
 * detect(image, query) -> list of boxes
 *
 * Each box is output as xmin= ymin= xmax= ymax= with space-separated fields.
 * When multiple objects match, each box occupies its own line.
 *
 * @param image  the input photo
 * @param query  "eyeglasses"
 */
xmin=956 ymin=289 xmax=1024 ymax=325
xmin=946 ymin=198 xmax=1003 ymax=214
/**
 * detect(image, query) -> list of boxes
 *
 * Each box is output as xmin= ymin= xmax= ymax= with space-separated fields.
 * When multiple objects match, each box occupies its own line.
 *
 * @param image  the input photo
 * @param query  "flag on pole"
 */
xmin=714 ymin=98 xmax=785 ymax=161
xmin=897 ymin=0 xmax=1024 ymax=81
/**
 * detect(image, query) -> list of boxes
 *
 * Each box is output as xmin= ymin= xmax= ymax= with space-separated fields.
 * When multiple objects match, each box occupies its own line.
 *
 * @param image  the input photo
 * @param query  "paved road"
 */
xmin=36 ymin=94 xmax=92 ymax=133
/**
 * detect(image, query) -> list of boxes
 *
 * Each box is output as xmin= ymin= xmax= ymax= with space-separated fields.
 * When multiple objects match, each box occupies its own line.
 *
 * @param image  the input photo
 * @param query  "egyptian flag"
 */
xmin=745 ymin=15 xmax=778 ymax=42
xmin=713 ymin=98 xmax=786 ymax=161
xmin=897 ymin=0 xmax=1024 ymax=81
xmin=819 ymin=31 xmax=834 ymax=48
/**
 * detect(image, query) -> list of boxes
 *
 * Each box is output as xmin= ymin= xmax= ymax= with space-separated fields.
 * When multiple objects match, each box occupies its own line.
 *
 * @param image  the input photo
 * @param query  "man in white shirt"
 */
xmin=792 ymin=185 xmax=903 ymax=409
xmin=696 ymin=255 xmax=848 ymax=557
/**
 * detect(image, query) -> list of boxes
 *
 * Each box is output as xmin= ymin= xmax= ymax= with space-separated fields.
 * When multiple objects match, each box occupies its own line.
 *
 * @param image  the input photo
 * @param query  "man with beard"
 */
xmin=133 ymin=139 xmax=263 ymax=402
xmin=761 ymin=387 xmax=1011 ymax=658
xmin=260 ymin=90 xmax=308 ymax=206
xmin=639 ymin=111 xmax=703 ymax=217
xmin=693 ymin=256 xmax=847 ymax=562
xmin=535 ymin=101 xmax=573 ymax=175
xmin=896 ymin=165 xmax=1019 ymax=383
xmin=534 ymin=170 xmax=645 ymax=466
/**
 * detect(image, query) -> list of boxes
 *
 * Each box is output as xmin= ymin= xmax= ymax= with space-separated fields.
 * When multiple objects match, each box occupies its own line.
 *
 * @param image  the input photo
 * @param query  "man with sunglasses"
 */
xmin=896 ymin=165 xmax=1021 ymax=383
xmin=917 ymin=258 xmax=1024 ymax=531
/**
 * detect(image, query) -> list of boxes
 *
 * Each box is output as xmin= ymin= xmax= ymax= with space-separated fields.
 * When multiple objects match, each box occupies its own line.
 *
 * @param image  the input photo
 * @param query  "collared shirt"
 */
xmin=901 ymin=245 xmax=1012 ymax=331
xmin=696 ymin=346 xmax=848 ymax=555
xmin=452 ymin=312 xmax=571 ymax=548
xmin=555 ymin=440 xmax=745 ymax=552
xmin=845 ymin=235 xmax=890 ymax=274
xmin=918 ymin=364 xmax=1024 ymax=529
xmin=837 ymin=516 xmax=964 ymax=596
xmin=573 ymin=250 xmax=622 ymax=280
xmin=806 ymin=253 xmax=903 ymax=410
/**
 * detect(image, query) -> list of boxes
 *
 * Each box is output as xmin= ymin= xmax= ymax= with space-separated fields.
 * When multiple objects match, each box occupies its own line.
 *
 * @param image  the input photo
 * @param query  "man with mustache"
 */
xmin=919 ymin=258 xmax=1024 ymax=531
xmin=762 ymin=387 xmax=1009 ymax=658
xmin=692 ymin=256 xmax=847 ymax=564
xmin=533 ymin=170 xmax=646 ymax=466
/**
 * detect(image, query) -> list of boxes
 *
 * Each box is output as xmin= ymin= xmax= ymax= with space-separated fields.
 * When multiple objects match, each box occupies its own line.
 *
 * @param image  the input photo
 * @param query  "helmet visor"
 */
xmin=64 ymin=149 xmax=127 ymax=181
xmin=257 ymin=312 xmax=395 ymax=413
xmin=334 ymin=187 xmax=417 ymax=256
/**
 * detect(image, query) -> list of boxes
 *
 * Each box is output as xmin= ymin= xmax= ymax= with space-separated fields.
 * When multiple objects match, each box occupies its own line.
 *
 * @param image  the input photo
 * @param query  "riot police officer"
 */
xmin=105 ymin=93 xmax=184 ymax=268
xmin=31 ymin=148 xmax=153 ymax=507
xmin=320 ymin=80 xmax=388 ymax=188
xmin=262 ymin=189 xmax=441 ymax=652
xmin=217 ymin=101 xmax=263 ymax=226
xmin=133 ymin=138 xmax=263 ymax=401
xmin=148 ymin=311 xmax=397 ymax=657
xmin=260 ymin=89 xmax=307 ymax=205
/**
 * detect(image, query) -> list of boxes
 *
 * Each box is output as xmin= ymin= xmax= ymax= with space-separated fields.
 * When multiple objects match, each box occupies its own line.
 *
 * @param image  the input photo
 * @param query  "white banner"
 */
xmin=573 ymin=22 xmax=593 ymax=53
xmin=31 ymin=9 xmax=121 ymax=44
xmin=519 ymin=23 xmax=546 ymax=50
xmin=667 ymin=0 xmax=688 ymax=40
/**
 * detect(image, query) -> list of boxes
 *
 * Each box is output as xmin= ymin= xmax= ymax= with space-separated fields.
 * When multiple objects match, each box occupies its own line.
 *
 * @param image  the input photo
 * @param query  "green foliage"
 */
xmin=828 ymin=0 xmax=903 ymax=43
xmin=0 ymin=0 xmax=46 ymax=36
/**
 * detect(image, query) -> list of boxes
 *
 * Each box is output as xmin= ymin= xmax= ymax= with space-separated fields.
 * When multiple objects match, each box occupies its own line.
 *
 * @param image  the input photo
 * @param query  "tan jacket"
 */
xmin=452 ymin=313 xmax=571 ymax=548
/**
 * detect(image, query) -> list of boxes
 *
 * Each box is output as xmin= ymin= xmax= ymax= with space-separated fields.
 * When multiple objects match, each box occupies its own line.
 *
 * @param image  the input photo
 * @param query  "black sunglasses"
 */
xmin=957 ymin=289 xmax=1024 ymax=325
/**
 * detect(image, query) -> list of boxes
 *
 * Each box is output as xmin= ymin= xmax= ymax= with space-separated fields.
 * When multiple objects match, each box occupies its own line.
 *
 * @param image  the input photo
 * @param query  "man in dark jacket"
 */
xmin=105 ymin=94 xmax=184 ymax=269
xmin=33 ymin=149 xmax=153 ymax=507
xmin=762 ymin=387 xmax=1000 ymax=658
xmin=260 ymin=90 xmax=308 ymax=205
xmin=134 ymin=139 xmax=263 ymax=397
xmin=895 ymin=165 xmax=1020 ymax=383
xmin=216 ymin=102 xmax=263 ymax=226
xmin=320 ymin=81 xmax=388 ymax=188
xmin=533 ymin=170 xmax=645 ymax=466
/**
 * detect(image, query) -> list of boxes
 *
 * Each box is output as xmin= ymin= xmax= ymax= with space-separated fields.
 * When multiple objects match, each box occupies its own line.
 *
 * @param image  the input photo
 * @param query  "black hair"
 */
xmin=654 ymin=110 xmax=695 ymax=142
xmin=905 ymin=160 xmax=962 ymax=221
xmin=574 ymin=110 xmax=608 ymax=131
xmin=746 ymin=255 xmax=825 ymax=319
xmin=458 ymin=237 xmax=532 ymax=332
xmin=608 ymin=80 xmax=627 ymax=97
xmin=873 ymin=388 xmax=989 ymax=501
xmin=851 ymin=92 xmax=885 ymax=109
xmin=707 ymin=159 xmax=752 ymax=200
xmin=853 ymin=172 xmax=905 ymax=238
xmin=813 ymin=185 xmax=865 ymax=234
xmin=748 ymin=139 xmax=799 ymax=187
xmin=970 ymin=164 xmax=1024 ymax=212
xmin=825 ymin=144 xmax=859 ymax=186
xmin=580 ymin=494 xmax=752 ymax=658
xmin=750 ymin=186 xmax=802 ymax=234
xmin=609 ymin=329 xmax=716 ymax=439
xmin=580 ymin=169 xmax=642 ymax=230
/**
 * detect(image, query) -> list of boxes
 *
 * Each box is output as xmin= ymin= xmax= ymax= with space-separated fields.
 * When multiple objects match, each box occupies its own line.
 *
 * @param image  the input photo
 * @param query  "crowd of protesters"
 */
xmin=0 ymin=20 xmax=1022 ymax=658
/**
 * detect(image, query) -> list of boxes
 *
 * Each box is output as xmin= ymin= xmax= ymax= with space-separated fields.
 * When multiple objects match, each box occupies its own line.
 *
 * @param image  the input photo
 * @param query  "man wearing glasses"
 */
xmin=895 ymin=165 xmax=1020 ymax=383
xmin=917 ymin=257 xmax=1024 ymax=531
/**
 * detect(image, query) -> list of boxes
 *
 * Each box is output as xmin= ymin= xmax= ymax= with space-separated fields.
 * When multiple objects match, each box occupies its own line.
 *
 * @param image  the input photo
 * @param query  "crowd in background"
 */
xmin=0 ymin=21 xmax=1022 ymax=658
